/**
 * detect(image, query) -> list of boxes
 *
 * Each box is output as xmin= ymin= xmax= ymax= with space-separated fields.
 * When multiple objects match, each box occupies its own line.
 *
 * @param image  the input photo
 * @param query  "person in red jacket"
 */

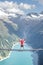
xmin=19 ymin=39 xmax=25 ymax=48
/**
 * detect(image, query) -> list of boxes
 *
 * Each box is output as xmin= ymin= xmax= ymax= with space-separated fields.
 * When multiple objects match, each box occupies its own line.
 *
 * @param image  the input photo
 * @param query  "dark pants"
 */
xmin=21 ymin=45 xmax=23 ymax=47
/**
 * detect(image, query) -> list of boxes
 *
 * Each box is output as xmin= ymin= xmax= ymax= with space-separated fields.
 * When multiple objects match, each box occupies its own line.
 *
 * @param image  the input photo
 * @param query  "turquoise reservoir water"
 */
xmin=0 ymin=43 xmax=38 ymax=65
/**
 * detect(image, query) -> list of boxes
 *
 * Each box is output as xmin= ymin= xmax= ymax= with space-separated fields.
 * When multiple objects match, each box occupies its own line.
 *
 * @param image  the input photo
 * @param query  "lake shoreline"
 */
xmin=0 ymin=43 xmax=19 ymax=62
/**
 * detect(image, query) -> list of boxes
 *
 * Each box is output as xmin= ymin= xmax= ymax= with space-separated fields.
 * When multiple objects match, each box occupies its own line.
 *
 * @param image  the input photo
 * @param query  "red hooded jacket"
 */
xmin=19 ymin=39 xmax=25 ymax=45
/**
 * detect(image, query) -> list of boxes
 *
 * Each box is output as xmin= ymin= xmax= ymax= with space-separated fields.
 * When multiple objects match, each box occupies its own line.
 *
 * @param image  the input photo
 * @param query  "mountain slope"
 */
xmin=0 ymin=18 xmax=19 ymax=60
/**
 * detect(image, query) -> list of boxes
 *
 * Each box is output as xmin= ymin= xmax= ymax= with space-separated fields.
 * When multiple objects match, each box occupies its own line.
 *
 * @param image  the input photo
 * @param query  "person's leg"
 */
xmin=20 ymin=45 xmax=24 ymax=49
xmin=21 ymin=45 xmax=24 ymax=49
xmin=23 ymin=45 xmax=24 ymax=49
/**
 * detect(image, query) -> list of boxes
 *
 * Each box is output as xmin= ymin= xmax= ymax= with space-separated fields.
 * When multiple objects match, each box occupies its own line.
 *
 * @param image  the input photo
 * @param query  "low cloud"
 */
xmin=19 ymin=3 xmax=35 ymax=10
xmin=0 ymin=1 xmax=36 ymax=18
